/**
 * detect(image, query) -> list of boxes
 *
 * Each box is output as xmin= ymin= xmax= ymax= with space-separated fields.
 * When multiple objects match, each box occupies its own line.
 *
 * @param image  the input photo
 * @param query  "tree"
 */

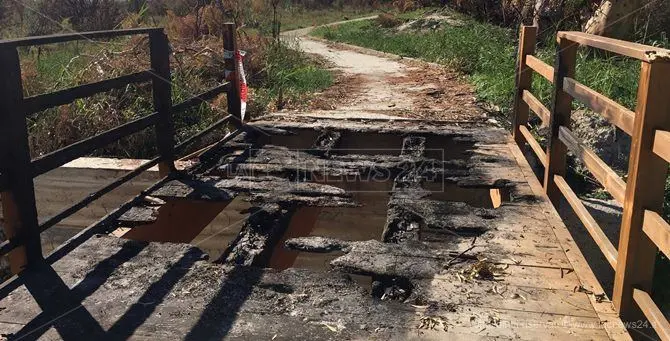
xmin=36 ymin=0 xmax=123 ymax=32
xmin=584 ymin=0 xmax=649 ymax=39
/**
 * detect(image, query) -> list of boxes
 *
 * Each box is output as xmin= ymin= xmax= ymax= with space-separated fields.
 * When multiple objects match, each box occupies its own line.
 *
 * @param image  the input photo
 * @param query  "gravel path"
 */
xmin=281 ymin=19 xmax=489 ymax=122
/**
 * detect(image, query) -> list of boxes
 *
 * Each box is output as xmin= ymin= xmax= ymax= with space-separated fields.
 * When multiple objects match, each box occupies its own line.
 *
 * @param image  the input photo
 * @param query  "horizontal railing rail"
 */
xmin=562 ymin=77 xmax=635 ymax=135
xmin=23 ymin=71 xmax=153 ymax=115
xmin=0 ymin=28 xmax=162 ymax=47
xmin=0 ymin=24 xmax=243 ymax=273
xmin=521 ymin=90 xmax=550 ymax=125
xmin=556 ymin=31 xmax=670 ymax=63
xmin=557 ymin=126 xmax=627 ymax=203
xmin=513 ymin=25 xmax=670 ymax=339
xmin=525 ymin=55 xmax=554 ymax=83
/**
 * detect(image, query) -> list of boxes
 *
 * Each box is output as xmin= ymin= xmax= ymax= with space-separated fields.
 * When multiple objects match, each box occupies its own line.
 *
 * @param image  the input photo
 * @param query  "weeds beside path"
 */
xmin=281 ymin=18 xmax=489 ymax=123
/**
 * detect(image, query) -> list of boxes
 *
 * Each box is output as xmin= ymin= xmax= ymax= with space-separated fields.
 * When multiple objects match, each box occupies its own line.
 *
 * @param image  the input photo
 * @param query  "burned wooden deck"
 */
xmin=0 ymin=114 xmax=631 ymax=340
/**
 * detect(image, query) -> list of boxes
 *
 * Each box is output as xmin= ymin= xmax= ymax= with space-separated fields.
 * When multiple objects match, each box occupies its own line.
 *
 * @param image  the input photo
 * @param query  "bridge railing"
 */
xmin=513 ymin=26 xmax=670 ymax=339
xmin=0 ymin=24 xmax=242 ymax=274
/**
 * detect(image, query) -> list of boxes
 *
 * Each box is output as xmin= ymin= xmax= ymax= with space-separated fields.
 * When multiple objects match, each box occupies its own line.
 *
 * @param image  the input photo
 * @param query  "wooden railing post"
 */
xmin=512 ymin=25 xmax=537 ymax=148
xmin=149 ymin=30 xmax=175 ymax=177
xmin=223 ymin=22 xmax=242 ymax=122
xmin=0 ymin=46 xmax=43 ymax=272
xmin=543 ymin=37 xmax=577 ymax=205
xmin=613 ymin=61 xmax=670 ymax=321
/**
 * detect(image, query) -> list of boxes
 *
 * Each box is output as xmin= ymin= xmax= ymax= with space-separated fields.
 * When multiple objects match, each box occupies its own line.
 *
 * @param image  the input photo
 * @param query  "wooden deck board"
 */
xmin=0 ymin=116 xmax=629 ymax=340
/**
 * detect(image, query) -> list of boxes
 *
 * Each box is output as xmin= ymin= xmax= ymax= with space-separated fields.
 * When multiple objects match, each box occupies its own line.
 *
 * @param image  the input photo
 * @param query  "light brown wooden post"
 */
xmin=512 ymin=26 xmax=537 ymax=148
xmin=543 ymin=38 xmax=577 ymax=205
xmin=613 ymin=61 xmax=670 ymax=320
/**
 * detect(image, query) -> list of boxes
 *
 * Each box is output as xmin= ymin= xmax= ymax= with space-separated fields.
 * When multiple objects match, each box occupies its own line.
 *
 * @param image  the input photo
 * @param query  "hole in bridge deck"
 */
xmin=268 ymin=178 xmax=393 ymax=288
xmin=190 ymin=195 xmax=253 ymax=261
xmin=423 ymin=135 xmax=477 ymax=161
xmin=257 ymin=128 xmax=321 ymax=150
xmin=333 ymin=132 xmax=403 ymax=156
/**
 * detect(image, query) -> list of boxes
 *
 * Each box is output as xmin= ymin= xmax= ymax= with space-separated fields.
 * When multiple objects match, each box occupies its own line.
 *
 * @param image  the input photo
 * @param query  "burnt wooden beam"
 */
xmin=149 ymin=30 xmax=176 ymax=175
xmin=284 ymin=237 xmax=478 ymax=279
xmin=174 ymin=116 xmax=233 ymax=156
xmin=23 ymin=71 xmax=152 ymax=115
xmin=217 ymin=203 xmax=296 ymax=266
xmin=152 ymin=176 xmax=348 ymax=200
xmin=172 ymin=83 xmax=230 ymax=114
xmin=31 ymin=113 xmax=159 ymax=177
xmin=117 ymin=205 xmax=162 ymax=226
xmin=0 ymin=28 xmax=162 ymax=47
xmin=308 ymin=130 xmax=342 ymax=157
xmin=0 ymin=46 xmax=43 ymax=268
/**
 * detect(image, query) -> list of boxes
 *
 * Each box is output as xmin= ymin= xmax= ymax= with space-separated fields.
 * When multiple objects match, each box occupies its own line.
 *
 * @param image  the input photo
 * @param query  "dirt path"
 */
xmin=282 ymin=20 xmax=489 ymax=122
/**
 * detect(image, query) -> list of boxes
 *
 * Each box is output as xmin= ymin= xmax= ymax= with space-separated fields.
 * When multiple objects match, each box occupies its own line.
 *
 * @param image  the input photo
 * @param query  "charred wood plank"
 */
xmin=31 ymin=113 xmax=158 ymax=177
xmin=0 ymin=28 xmax=162 ymax=47
xmin=308 ymin=130 xmax=342 ymax=157
xmin=117 ymin=205 xmax=161 ymax=226
xmin=217 ymin=203 xmax=296 ymax=266
xmin=23 ymin=71 xmax=152 ymax=115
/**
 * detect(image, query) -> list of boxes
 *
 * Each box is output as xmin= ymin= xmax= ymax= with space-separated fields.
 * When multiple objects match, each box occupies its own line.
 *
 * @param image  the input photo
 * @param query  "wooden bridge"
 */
xmin=0 ymin=23 xmax=668 ymax=340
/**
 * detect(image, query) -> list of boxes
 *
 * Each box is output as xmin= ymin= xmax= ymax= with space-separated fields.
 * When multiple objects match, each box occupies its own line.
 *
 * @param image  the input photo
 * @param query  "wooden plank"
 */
xmin=652 ymin=129 xmax=670 ymax=163
xmin=643 ymin=210 xmax=670 ymax=260
xmin=0 ymin=28 xmax=162 ymax=47
xmin=544 ymin=38 xmax=577 ymax=206
xmin=633 ymin=289 xmax=670 ymax=341
xmin=558 ymin=126 xmax=626 ymax=203
xmin=398 ymin=305 xmax=610 ymax=340
xmin=512 ymin=26 xmax=538 ymax=148
xmin=563 ymin=77 xmax=635 ymax=135
xmin=172 ymin=82 xmax=230 ymax=113
xmin=522 ymin=90 xmax=550 ymax=125
xmin=526 ymin=55 xmax=554 ymax=83
xmin=31 ymin=113 xmax=158 ymax=177
xmin=554 ymin=174 xmax=618 ymax=268
xmin=518 ymin=125 xmax=547 ymax=167
xmin=508 ymin=140 xmax=632 ymax=341
xmin=424 ymin=278 xmax=598 ymax=318
xmin=433 ymin=263 xmax=580 ymax=291
xmin=23 ymin=71 xmax=152 ymax=115
xmin=174 ymin=116 xmax=232 ymax=155
xmin=0 ymin=46 xmax=42 ymax=269
xmin=149 ymin=31 xmax=176 ymax=175
xmin=557 ymin=31 xmax=670 ymax=63
xmin=613 ymin=61 xmax=670 ymax=320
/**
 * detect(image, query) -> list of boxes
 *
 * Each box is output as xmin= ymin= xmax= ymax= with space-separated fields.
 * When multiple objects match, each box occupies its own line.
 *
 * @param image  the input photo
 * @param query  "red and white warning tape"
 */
xmin=224 ymin=49 xmax=248 ymax=121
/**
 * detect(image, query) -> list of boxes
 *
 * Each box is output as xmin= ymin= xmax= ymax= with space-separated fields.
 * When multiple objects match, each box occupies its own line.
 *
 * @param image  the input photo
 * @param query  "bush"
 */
xmin=376 ymin=12 xmax=402 ymax=27
xmin=34 ymin=0 xmax=123 ymax=34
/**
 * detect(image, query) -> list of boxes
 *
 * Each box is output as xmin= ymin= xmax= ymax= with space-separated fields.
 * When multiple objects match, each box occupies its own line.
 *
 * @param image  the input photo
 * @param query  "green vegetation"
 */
xmin=20 ymin=36 xmax=333 ymax=159
xmin=312 ymin=9 xmax=646 ymax=117
xmin=6 ymin=2 xmax=341 ymax=159
xmin=279 ymin=6 xmax=378 ymax=31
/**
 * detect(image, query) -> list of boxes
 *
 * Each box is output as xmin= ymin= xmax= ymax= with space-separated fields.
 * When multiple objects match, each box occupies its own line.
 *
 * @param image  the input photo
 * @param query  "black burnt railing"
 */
xmin=0 ymin=24 xmax=242 ymax=272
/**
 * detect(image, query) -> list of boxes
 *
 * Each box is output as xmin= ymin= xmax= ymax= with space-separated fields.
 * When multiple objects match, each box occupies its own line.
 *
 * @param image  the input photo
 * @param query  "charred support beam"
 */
xmin=383 ymin=136 xmax=427 ymax=243
xmin=308 ymin=129 xmax=342 ymax=158
xmin=217 ymin=203 xmax=296 ymax=266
